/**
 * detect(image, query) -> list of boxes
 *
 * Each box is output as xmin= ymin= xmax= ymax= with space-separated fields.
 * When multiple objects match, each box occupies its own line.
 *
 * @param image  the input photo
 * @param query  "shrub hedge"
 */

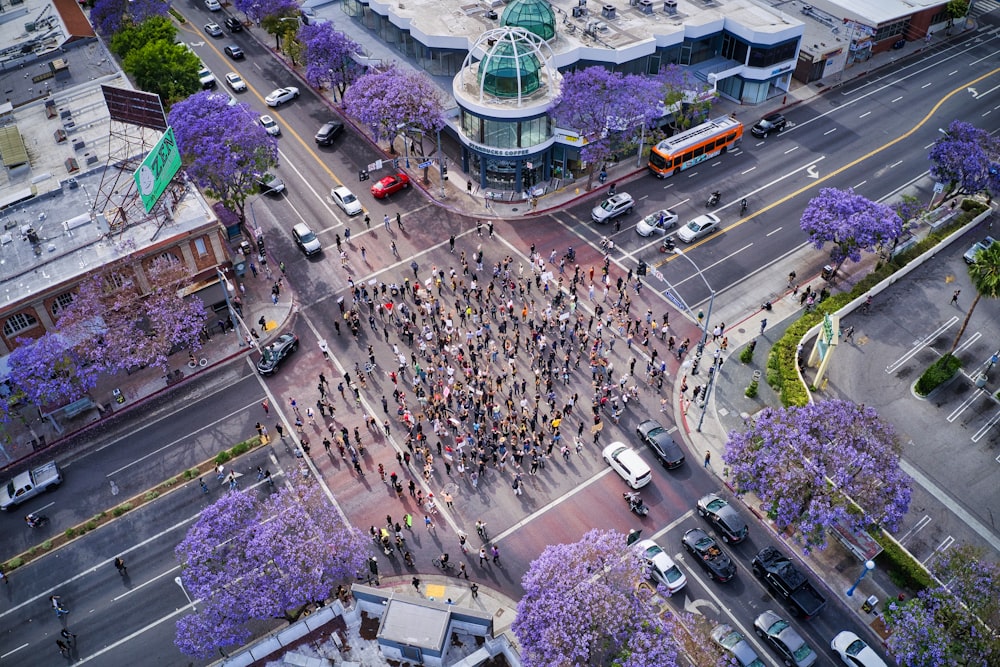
xmin=915 ymin=354 xmax=962 ymax=396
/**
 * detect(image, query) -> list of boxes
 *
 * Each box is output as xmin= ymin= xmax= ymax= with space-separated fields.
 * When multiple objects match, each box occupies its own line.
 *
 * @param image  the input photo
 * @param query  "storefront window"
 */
xmin=483 ymin=118 xmax=518 ymax=149
xmin=520 ymin=115 xmax=548 ymax=147
xmin=485 ymin=157 xmax=517 ymax=190
xmin=462 ymin=111 xmax=482 ymax=143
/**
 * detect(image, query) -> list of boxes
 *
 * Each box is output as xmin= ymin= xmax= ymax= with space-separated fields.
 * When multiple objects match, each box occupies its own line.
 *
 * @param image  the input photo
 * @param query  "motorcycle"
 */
xmin=740 ymin=198 xmax=748 ymax=215
xmin=25 ymin=513 xmax=49 ymax=528
xmin=623 ymin=492 xmax=649 ymax=517
xmin=658 ymin=236 xmax=677 ymax=253
xmin=706 ymin=191 xmax=721 ymax=207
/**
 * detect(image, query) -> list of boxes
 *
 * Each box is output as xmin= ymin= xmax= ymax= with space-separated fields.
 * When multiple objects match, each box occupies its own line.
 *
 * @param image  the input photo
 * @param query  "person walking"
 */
xmin=404 ymin=513 xmax=413 ymax=530
xmin=114 ymin=556 xmax=127 ymax=576
xmin=470 ymin=582 xmax=479 ymax=598
xmin=396 ymin=212 xmax=404 ymax=230
xmin=424 ymin=515 xmax=434 ymax=530
xmin=383 ymin=214 xmax=391 ymax=231
xmin=60 ymin=628 xmax=77 ymax=644
xmin=491 ymin=545 xmax=501 ymax=565
xmin=479 ymin=547 xmax=488 ymax=566
xmin=459 ymin=562 xmax=469 ymax=579
xmin=951 ymin=289 xmax=960 ymax=306
xmin=703 ymin=451 xmax=711 ymax=468
xmin=56 ymin=640 xmax=71 ymax=657
xmin=449 ymin=235 xmax=456 ymax=253
xmin=199 ymin=478 xmax=209 ymax=494
xmin=412 ymin=576 xmax=421 ymax=591
xmin=261 ymin=399 xmax=269 ymax=415
xmin=50 ymin=595 xmax=69 ymax=617
xmin=759 ymin=318 xmax=767 ymax=335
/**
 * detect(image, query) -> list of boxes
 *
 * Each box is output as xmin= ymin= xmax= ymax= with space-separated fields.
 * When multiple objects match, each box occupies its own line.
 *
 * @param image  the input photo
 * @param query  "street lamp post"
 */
xmin=846 ymin=560 xmax=876 ymax=597
xmin=174 ymin=576 xmax=196 ymax=611
xmin=216 ymin=267 xmax=255 ymax=348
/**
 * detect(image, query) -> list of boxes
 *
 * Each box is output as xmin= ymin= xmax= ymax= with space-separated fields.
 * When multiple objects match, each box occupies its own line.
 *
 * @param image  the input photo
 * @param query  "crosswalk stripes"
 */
xmin=970 ymin=0 xmax=999 ymax=18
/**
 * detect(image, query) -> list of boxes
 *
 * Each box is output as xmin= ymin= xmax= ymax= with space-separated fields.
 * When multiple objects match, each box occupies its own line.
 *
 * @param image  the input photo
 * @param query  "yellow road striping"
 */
xmin=654 ymin=66 xmax=1000 ymax=269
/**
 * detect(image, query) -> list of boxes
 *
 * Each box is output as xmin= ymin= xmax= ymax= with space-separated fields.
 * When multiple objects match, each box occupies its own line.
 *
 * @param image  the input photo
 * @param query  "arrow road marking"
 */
xmin=682 ymin=595 xmax=720 ymax=616
xmin=806 ymin=164 xmax=819 ymax=179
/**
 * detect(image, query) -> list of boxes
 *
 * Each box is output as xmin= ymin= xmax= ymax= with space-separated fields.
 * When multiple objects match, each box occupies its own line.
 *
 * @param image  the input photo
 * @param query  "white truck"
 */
xmin=1 ymin=461 xmax=63 ymax=511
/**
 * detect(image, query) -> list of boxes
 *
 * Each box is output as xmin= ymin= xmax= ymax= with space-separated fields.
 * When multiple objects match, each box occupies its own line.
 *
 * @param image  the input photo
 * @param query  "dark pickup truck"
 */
xmin=751 ymin=546 xmax=826 ymax=619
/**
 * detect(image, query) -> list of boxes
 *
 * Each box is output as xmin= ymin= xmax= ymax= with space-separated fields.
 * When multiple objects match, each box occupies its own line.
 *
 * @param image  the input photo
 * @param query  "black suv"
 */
xmin=257 ymin=333 xmax=299 ymax=375
xmin=751 ymin=112 xmax=787 ymax=138
xmin=315 ymin=120 xmax=344 ymax=146
xmin=636 ymin=419 xmax=685 ymax=468
xmin=224 ymin=16 xmax=243 ymax=32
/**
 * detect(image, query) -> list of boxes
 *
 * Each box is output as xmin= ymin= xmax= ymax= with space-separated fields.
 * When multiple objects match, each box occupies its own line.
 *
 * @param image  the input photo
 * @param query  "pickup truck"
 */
xmin=751 ymin=546 xmax=826 ymax=619
xmin=0 ymin=461 xmax=63 ymax=511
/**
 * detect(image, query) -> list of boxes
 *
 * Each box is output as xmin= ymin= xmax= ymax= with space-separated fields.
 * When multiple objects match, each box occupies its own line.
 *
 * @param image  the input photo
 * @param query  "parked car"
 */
xmin=265 ymin=87 xmax=300 ymax=107
xmin=205 ymin=0 xmax=221 ymax=10
xmin=677 ymin=213 xmax=721 ymax=243
xmin=681 ymin=527 xmax=736 ymax=582
xmin=225 ymin=72 xmax=246 ymax=92
xmin=371 ymin=172 xmax=410 ymax=199
xmin=602 ymin=442 xmax=652 ymax=489
xmin=204 ymin=22 xmax=223 ymax=37
xmin=712 ymin=624 xmax=765 ymax=667
xmin=1 ymin=461 xmax=63 ymax=511
xmin=964 ymin=236 xmax=996 ymax=264
xmin=751 ymin=112 xmax=787 ymax=137
xmin=292 ymin=223 xmax=321 ymax=256
xmin=754 ymin=610 xmax=817 ymax=667
xmin=635 ymin=419 xmax=685 ymax=468
xmin=198 ymin=67 xmax=216 ymax=90
xmin=591 ymin=192 xmax=634 ymax=223
xmin=259 ymin=114 xmax=281 ymax=137
xmin=315 ymin=120 xmax=344 ymax=145
xmin=224 ymin=16 xmax=243 ymax=31
xmin=257 ymin=173 xmax=285 ymax=196
xmin=751 ymin=546 xmax=826 ymax=619
xmin=830 ymin=631 xmax=887 ymax=667
xmin=331 ymin=186 xmax=363 ymax=216
xmin=224 ymin=44 xmax=244 ymax=59
xmin=696 ymin=492 xmax=748 ymax=543
xmin=635 ymin=209 xmax=678 ymax=236
xmin=257 ymin=333 xmax=299 ymax=375
xmin=636 ymin=538 xmax=687 ymax=594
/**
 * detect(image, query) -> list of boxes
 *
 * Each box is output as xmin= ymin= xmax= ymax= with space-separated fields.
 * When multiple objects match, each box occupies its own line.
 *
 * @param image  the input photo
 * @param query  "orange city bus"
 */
xmin=647 ymin=117 xmax=743 ymax=178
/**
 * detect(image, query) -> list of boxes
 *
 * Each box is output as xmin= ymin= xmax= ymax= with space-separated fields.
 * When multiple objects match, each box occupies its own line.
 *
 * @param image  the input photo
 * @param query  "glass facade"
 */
xmin=500 ymin=0 xmax=556 ymax=41
xmin=479 ymin=40 xmax=543 ymax=98
xmin=461 ymin=111 xmax=549 ymax=148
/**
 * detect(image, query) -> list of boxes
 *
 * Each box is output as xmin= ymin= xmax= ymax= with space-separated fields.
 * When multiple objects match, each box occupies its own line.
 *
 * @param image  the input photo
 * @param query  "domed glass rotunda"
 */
xmin=499 ymin=0 xmax=555 ymax=41
xmin=453 ymin=27 xmax=562 ymax=193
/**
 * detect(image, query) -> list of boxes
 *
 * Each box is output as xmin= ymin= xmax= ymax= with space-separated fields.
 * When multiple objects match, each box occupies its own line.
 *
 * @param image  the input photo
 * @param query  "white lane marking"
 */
xmin=859 ymin=111 xmax=872 ymax=119
xmin=765 ymin=227 xmax=783 ymax=237
xmin=884 ymin=317 xmax=958 ymax=374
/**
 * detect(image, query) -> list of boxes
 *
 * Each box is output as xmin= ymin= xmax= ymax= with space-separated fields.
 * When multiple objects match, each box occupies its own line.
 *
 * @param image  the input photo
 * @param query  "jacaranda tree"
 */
xmin=800 ymin=187 xmax=904 ymax=276
xmin=299 ymin=22 xmax=363 ymax=101
xmin=883 ymin=544 xmax=1000 ymax=666
xmin=168 ymin=91 xmax=278 ymax=222
xmin=174 ymin=483 xmax=370 ymax=658
xmin=7 ymin=332 xmax=101 ymax=408
xmin=724 ymin=400 xmax=911 ymax=551
xmin=548 ymin=66 xmax=663 ymax=189
xmin=930 ymin=120 xmax=1000 ymax=200
xmin=91 ymin=0 xmax=170 ymax=39
xmin=513 ymin=529 xmax=683 ymax=667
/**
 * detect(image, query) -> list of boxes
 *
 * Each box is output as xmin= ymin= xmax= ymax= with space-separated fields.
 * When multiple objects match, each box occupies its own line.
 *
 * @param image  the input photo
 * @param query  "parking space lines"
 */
xmin=884 ymin=316 xmax=958 ymax=374
xmin=923 ymin=535 xmax=954 ymax=565
xmin=898 ymin=515 xmax=931 ymax=545
xmin=946 ymin=387 xmax=988 ymax=423
xmin=971 ymin=409 xmax=1000 ymax=443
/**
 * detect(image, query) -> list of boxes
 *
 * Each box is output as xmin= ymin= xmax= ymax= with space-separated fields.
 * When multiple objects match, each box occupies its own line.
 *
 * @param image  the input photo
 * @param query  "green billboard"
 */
xmin=134 ymin=127 xmax=182 ymax=213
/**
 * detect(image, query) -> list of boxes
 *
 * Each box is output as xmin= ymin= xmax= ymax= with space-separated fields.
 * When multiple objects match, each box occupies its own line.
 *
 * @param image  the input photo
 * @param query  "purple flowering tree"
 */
xmin=142 ymin=256 xmax=207 ymax=370
xmin=234 ymin=0 xmax=295 ymax=26
xmin=723 ymin=400 xmax=911 ymax=551
xmin=800 ymin=187 xmax=904 ymax=275
xmin=658 ymin=64 xmax=716 ymax=132
xmin=168 ymin=91 xmax=278 ymax=222
xmin=174 ymin=483 xmax=370 ymax=658
xmin=7 ymin=333 xmax=101 ymax=408
xmin=883 ymin=545 xmax=1000 ymax=666
xmin=930 ymin=120 xmax=1000 ymax=200
xmin=548 ymin=66 xmax=664 ymax=188
xmin=299 ymin=22 xmax=363 ymax=101
xmin=343 ymin=65 xmax=446 ymax=155
xmin=513 ymin=529 xmax=682 ymax=667
xmin=90 ymin=0 xmax=169 ymax=38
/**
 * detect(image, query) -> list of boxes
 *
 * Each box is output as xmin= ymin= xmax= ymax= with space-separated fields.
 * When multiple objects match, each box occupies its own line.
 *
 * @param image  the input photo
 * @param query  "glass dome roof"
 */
xmin=500 ymin=0 xmax=555 ymax=41
xmin=479 ymin=33 xmax=543 ymax=98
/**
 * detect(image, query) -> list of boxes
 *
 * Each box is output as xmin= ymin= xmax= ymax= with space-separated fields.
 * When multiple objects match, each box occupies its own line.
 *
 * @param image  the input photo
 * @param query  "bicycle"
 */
xmin=432 ymin=557 xmax=454 ymax=572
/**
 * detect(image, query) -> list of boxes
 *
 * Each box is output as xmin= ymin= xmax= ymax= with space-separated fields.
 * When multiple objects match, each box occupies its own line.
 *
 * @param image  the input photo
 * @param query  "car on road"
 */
xmin=257 ymin=333 xmax=299 ymax=375
xmin=224 ymin=44 xmax=244 ymax=59
xmin=635 ymin=209 xmax=678 ymax=236
xmin=636 ymin=539 xmax=686 ymax=594
xmin=751 ymin=112 xmax=787 ymax=137
xmin=696 ymin=492 xmax=748 ymax=543
xmin=371 ymin=172 xmax=410 ymax=199
xmin=204 ymin=22 xmax=223 ymax=37
xmin=681 ymin=527 xmax=736 ymax=582
xmin=315 ymin=120 xmax=344 ymax=145
xmin=712 ymin=624 xmax=765 ymax=667
xmin=754 ymin=610 xmax=817 ymax=667
xmin=205 ymin=0 xmax=221 ymax=10
xmin=225 ymin=72 xmax=246 ymax=92
xmin=1 ymin=460 xmax=62 ymax=511
xmin=602 ymin=442 xmax=651 ymax=489
xmin=292 ymin=223 xmax=322 ymax=256
xmin=198 ymin=67 xmax=216 ymax=89
xmin=635 ymin=419 xmax=685 ymax=468
xmin=591 ymin=192 xmax=634 ymax=223
xmin=259 ymin=114 xmax=280 ymax=137
xmin=830 ymin=631 xmax=887 ymax=667
xmin=265 ymin=86 xmax=300 ymax=107
xmin=331 ymin=186 xmax=363 ymax=216
xmin=224 ymin=16 xmax=243 ymax=31
xmin=677 ymin=213 xmax=721 ymax=243
xmin=256 ymin=173 xmax=285 ymax=196
xmin=964 ymin=235 xmax=996 ymax=264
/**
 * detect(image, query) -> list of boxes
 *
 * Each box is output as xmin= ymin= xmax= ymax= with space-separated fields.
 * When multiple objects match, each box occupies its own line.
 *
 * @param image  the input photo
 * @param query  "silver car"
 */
xmin=754 ymin=610 xmax=817 ymax=667
xmin=677 ymin=213 xmax=721 ymax=243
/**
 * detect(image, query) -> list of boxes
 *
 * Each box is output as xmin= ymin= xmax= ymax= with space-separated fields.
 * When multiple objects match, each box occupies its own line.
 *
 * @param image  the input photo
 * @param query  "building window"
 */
xmin=873 ymin=19 xmax=911 ymax=42
xmin=4 ymin=312 xmax=38 ymax=337
xmin=194 ymin=237 xmax=208 ymax=257
xmin=483 ymin=118 xmax=518 ymax=149
xmin=748 ymin=39 xmax=799 ymax=68
xmin=51 ymin=292 xmax=74 ymax=317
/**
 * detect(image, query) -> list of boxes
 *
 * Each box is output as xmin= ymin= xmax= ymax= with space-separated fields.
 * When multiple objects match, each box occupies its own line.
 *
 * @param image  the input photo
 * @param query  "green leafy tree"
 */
xmin=123 ymin=40 xmax=201 ymax=106
xmin=950 ymin=236 xmax=1000 ymax=353
xmin=109 ymin=15 xmax=176 ymax=60
xmin=946 ymin=0 xmax=969 ymax=23
xmin=659 ymin=64 xmax=716 ymax=133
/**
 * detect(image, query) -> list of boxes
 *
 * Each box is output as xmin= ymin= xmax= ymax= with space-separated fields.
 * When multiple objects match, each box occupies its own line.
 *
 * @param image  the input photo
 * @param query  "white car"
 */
xmin=205 ymin=0 xmax=221 ymax=10
xmin=677 ymin=213 xmax=721 ymax=243
xmin=265 ymin=87 xmax=300 ymax=107
xmin=259 ymin=115 xmax=281 ymax=137
xmin=204 ymin=22 xmax=223 ymax=37
xmin=224 ymin=72 xmax=246 ymax=92
xmin=636 ymin=539 xmax=686 ymax=594
xmin=602 ymin=442 xmax=651 ymax=489
xmin=830 ymin=631 xmax=887 ymax=667
xmin=331 ymin=186 xmax=363 ymax=216
xmin=636 ymin=209 xmax=679 ymax=236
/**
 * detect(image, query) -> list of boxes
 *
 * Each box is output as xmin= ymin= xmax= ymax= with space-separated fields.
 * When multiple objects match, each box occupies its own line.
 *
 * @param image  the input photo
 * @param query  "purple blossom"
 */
xmin=930 ymin=120 xmax=1000 ymax=199
xmin=299 ymin=22 xmax=363 ymax=101
xmin=799 ymin=187 xmax=903 ymax=273
xmin=723 ymin=400 xmax=911 ymax=552
xmin=6 ymin=333 xmax=101 ymax=408
xmin=343 ymin=65 xmax=446 ymax=151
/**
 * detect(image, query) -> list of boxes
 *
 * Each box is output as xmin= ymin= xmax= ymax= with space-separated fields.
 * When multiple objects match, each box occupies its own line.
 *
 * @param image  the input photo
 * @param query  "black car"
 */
xmin=315 ymin=120 xmax=344 ymax=145
xmin=682 ymin=528 xmax=737 ymax=582
xmin=697 ymin=493 xmax=749 ymax=543
xmin=257 ymin=333 xmax=299 ymax=375
xmin=224 ymin=44 xmax=244 ymax=59
xmin=751 ymin=112 xmax=787 ymax=138
xmin=635 ymin=419 xmax=685 ymax=468
xmin=224 ymin=16 xmax=243 ymax=32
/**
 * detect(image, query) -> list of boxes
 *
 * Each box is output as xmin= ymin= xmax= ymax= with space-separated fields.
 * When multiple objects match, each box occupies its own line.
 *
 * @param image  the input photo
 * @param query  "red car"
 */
xmin=371 ymin=172 xmax=410 ymax=199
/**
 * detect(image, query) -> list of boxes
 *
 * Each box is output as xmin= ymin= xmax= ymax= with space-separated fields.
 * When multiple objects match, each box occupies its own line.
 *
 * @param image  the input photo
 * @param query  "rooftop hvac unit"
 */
xmin=638 ymin=0 xmax=653 ymax=13
xmin=572 ymin=5 xmax=586 ymax=17
xmin=602 ymin=4 xmax=615 ymax=18
xmin=663 ymin=0 xmax=676 ymax=13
